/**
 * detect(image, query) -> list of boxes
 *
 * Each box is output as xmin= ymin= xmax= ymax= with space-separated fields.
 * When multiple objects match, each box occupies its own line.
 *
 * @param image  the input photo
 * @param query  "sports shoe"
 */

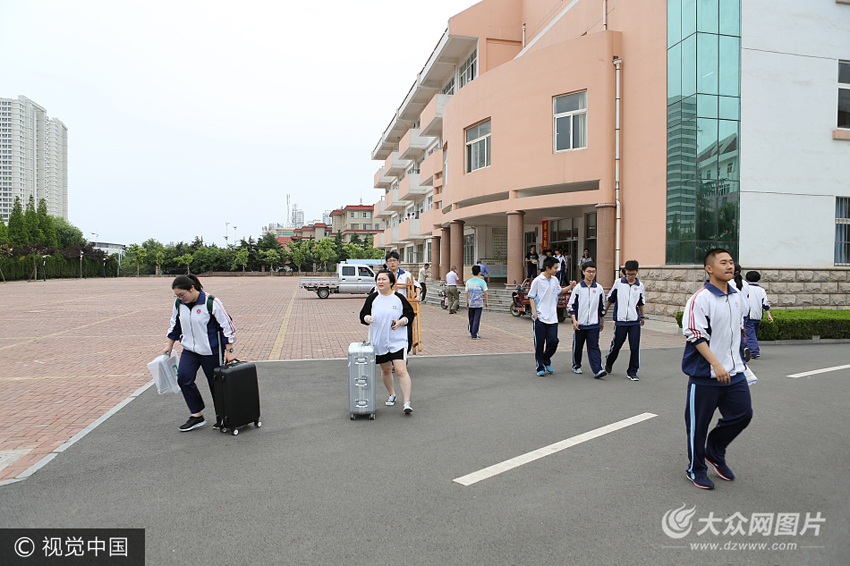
xmin=385 ymin=394 xmax=397 ymax=406
xmin=472 ymin=335 xmax=481 ymax=340
xmin=628 ymin=374 xmax=640 ymax=381
xmin=594 ymin=369 xmax=607 ymax=379
xmin=572 ymin=367 xmax=583 ymax=374
xmin=536 ymin=370 xmax=545 ymax=376
xmin=705 ymin=456 xmax=735 ymax=481
xmin=544 ymin=365 xmax=554 ymax=374
xmin=604 ymin=357 xmax=613 ymax=374
xmin=403 ymin=402 xmax=413 ymax=414
xmin=213 ymin=420 xmax=222 ymax=430
xmin=687 ymin=473 xmax=715 ymax=490
xmin=751 ymin=354 xmax=760 ymax=359
xmin=179 ymin=415 xmax=206 ymax=432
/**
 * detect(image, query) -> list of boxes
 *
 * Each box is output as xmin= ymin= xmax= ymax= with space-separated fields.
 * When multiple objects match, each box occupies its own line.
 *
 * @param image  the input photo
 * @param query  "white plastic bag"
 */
xmin=148 ymin=352 xmax=181 ymax=395
xmin=744 ymin=366 xmax=758 ymax=386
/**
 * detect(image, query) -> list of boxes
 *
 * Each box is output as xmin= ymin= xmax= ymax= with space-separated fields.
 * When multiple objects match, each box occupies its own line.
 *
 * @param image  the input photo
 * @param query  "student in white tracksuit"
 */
xmin=744 ymin=271 xmax=773 ymax=358
xmin=681 ymin=249 xmax=753 ymax=490
xmin=165 ymin=274 xmax=237 ymax=432
xmin=567 ymin=262 xmax=606 ymax=379
xmin=604 ymin=260 xmax=646 ymax=381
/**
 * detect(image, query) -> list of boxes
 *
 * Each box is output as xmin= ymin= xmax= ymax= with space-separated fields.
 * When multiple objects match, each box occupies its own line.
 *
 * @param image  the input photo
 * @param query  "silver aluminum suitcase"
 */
xmin=348 ymin=338 xmax=376 ymax=420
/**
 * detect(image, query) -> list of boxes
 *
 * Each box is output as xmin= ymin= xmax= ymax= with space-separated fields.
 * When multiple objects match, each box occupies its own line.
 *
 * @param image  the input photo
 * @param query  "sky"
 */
xmin=0 ymin=0 xmax=480 ymax=247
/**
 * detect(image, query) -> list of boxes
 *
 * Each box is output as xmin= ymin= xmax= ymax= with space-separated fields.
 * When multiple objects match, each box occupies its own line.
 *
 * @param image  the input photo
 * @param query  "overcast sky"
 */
xmin=1 ymin=0 xmax=479 ymax=246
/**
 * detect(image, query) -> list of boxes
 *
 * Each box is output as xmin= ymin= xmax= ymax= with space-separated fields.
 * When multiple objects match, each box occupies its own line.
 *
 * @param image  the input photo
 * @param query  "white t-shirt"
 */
xmin=528 ymin=273 xmax=562 ymax=324
xmin=445 ymin=270 xmax=460 ymax=286
xmin=368 ymin=293 xmax=409 ymax=356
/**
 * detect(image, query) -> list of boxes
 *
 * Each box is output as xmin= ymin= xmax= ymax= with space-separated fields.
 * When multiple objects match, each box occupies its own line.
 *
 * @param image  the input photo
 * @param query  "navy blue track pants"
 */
xmin=572 ymin=326 xmax=602 ymax=373
xmin=177 ymin=348 xmax=219 ymax=415
xmin=533 ymin=319 xmax=559 ymax=371
xmin=685 ymin=378 xmax=753 ymax=479
xmin=606 ymin=324 xmax=641 ymax=376
xmin=468 ymin=307 xmax=483 ymax=338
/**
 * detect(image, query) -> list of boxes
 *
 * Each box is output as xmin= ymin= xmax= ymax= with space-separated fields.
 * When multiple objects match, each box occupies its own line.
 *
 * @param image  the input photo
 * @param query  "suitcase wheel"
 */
xmin=220 ymin=427 xmax=228 ymax=434
xmin=231 ymin=428 xmax=239 ymax=436
xmin=350 ymin=414 xmax=356 ymax=420
xmin=255 ymin=421 xmax=262 ymax=428
xmin=369 ymin=414 xmax=376 ymax=420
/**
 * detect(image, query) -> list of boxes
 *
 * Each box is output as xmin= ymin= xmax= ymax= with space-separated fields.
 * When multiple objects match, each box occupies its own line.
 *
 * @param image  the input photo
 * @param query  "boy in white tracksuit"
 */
xmin=567 ymin=262 xmax=607 ymax=379
xmin=604 ymin=260 xmax=646 ymax=381
xmin=744 ymin=271 xmax=773 ymax=358
xmin=681 ymin=248 xmax=753 ymax=490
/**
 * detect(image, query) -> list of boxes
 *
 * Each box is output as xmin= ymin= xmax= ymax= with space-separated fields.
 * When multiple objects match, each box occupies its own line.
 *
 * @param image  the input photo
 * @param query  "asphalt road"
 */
xmin=1 ymin=343 xmax=847 ymax=566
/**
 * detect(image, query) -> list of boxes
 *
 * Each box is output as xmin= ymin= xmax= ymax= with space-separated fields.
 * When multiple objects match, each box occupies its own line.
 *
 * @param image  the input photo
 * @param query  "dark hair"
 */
xmin=746 ymin=270 xmax=761 ymax=282
xmin=542 ymin=256 xmax=559 ymax=270
xmin=733 ymin=263 xmax=744 ymax=290
xmin=472 ymin=265 xmax=481 ymax=276
xmin=172 ymin=274 xmax=202 ymax=291
xmin=582 ymin=262 xmax=597 ymax=271
xmin=624 ymin=260 xmax=639 ymax=272
xmin=424 ymin=263 xmax=430 ymax=268
xmin=703 ymin=248 xmax=730 ymax=267
xmin=375 ymin=269 xmax=396 ymax=286
xmin=385 ymin=250 xmax=400 ymax=261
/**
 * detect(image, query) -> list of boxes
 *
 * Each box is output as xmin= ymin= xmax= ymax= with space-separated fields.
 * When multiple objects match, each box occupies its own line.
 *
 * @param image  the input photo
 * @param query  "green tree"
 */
xmin=37 ymin=199 xmax=58 ymax=248
xmin=0 ymin=242 xmax=11 ymax=281
xmin=24 ymin=195 xmax=44 ymax=245
xmin=313 ymin=238 xmax=338 ymax=272
xmin=232 ymin=248 xmax=250 ymax=272
xmin=126 ymin=243 xmax=147 ymax=276
xmin=53 ymin=217 xmax=85 ymax=248
xmin=190 ymin=236 xmax=204 ymax=251
xmin=260 ymin=249 xmax=281 ymax=271
xmin=7 ymin=197 xmax=29 ymax=247
xmin=176 ymin=253 xmax=194 ymax=274
xmin=342 ymin=242 xmax=363 ymax=261
xmin=0 ymin=219 xmax=7 ymax=243
xmin=258 ymin=232 xmax=280 ymax=252
xmin=286 ymin=240 xmax=314 ymax=272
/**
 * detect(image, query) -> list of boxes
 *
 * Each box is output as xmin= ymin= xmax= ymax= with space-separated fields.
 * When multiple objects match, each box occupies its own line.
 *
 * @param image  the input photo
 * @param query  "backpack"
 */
xmin=174 ymin=293 xmax=234 ymax=327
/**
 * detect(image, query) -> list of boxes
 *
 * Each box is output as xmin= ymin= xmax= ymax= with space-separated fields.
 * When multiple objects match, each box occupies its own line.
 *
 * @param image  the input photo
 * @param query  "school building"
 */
xmin=370 ymin=0 xmax=850 ymax=318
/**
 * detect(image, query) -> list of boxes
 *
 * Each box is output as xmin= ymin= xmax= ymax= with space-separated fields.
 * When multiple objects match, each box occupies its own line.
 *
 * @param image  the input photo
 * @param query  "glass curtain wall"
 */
xmin=667 ymin=0 xmax=741 ymax=264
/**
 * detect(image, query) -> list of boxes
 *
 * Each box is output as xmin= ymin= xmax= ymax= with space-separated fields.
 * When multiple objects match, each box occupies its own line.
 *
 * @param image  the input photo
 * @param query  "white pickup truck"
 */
xmin=299 ymin=263 xmax=377 ymax=299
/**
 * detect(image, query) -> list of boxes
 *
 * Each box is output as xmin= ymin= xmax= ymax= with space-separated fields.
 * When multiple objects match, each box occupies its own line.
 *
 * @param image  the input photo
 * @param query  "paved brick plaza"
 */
xmin=0 ymin=275 xmax=682 ymax=482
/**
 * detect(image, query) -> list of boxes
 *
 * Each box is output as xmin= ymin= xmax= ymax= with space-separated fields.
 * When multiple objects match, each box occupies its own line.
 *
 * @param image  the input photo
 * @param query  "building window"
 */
xmin=836 ymin=197 xmax=850 ymax=265
xmin=364 ymin=211 xmax=371 ymax=219
xmin=350 ymin=211 xmax=359 ymax=219
xmin=465 ymin=120 xmax=491 ymax=173
xmin=463 ymin=234 xmax=474 ymax=266
xmin=442 ymin=76 xmax=455 ymax=96
xmin=840 ymin=61 xmax=850 ymax=129
xmin=459 ymin=49 xmax=477 ymax=89
xmin=554 ymin=91 xmax=587 ymax=152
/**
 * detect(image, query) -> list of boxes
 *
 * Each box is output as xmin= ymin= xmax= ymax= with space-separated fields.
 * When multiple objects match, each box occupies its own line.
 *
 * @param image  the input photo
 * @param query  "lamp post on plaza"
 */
xmin=233 ymin=226 xmax=238 ymax=246
xmin=225 ymin=221 xmax=230 ymax=247
xmin=80 ymin=250 xmax=84 ymax=279
xmin=42 ymin=254 xmax=49 ymax=282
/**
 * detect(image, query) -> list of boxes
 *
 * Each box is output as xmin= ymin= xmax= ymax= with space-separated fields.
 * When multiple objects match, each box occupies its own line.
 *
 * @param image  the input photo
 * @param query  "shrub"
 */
xmin=676 ymin=309 xmax=850 ymax=340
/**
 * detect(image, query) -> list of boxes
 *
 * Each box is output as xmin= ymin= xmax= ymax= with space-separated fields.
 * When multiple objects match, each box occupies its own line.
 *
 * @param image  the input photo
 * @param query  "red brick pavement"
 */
xmin=0 ymin=276 xmax=683 ymax=482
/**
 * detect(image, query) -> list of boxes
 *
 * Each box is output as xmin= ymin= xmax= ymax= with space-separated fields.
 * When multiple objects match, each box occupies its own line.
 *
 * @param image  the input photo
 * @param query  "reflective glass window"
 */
xmin=697 ymin=0 xmax=718 ymax=34
xmin=697 ymin=33 xmax=718 ymax=94
xmin=719 ymin=36 xmax=740 ymax=97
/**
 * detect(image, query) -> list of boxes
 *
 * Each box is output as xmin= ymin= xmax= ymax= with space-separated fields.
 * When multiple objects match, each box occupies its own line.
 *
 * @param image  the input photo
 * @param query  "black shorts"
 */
xmin=376 ymin=348 xmax=406 ymax=365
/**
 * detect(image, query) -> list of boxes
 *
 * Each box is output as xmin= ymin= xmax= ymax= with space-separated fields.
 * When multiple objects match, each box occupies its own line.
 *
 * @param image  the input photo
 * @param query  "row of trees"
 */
xmin=123 ymin=231 xmax=385 ymax=276
xmin=0 ymin=196 xmax=110 ymax=282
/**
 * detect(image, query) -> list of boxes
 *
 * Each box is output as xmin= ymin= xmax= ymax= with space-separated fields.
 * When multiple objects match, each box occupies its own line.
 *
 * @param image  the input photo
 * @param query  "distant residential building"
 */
xmin=0 ymin=95 xmax=68 ymax=222
xmin=290 ymin=205 xmax=305 ymax=228
xmin=330 ymin=204 xmax=382 ymax=243
xmin=293 ymin=222 xmax=329 ymax=241
xmin=89 ymin=240 xmax=126 ymax=256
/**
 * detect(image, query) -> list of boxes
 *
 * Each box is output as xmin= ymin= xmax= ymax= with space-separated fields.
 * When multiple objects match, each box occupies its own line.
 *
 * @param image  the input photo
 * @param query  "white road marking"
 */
xmin=787 ymin=364 xmax=850 ymax=378
xmin=453 ymin=412 xmax=658 ymax=486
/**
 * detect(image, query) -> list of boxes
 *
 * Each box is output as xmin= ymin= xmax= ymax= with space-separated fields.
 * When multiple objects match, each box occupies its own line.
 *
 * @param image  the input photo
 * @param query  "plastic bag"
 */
xmin=744 ymin=366 xmax=758 ymax=386
xmin=148 ymin=352 xmax=181 ymax=394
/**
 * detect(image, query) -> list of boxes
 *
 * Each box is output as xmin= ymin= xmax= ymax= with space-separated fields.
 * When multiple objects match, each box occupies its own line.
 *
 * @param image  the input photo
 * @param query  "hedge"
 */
xmin=676 ymin=309 xmax=850 ymax=340
xmin=0 ymin=255 xmax=117 ymax=281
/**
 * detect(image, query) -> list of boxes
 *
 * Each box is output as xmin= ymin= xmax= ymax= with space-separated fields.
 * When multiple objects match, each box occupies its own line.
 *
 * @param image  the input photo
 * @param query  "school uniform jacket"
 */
xmin=682 ymin=282 xmax=746 ymax=385
xmin=607 ymin=277 xmax=646 ymax=325
xmin=167 ymin=291 xmax=236 ymax=356
xmin=746 ymin=284 xmax=771 ymax=321
xmin=567 ymin=280 xmax=605 ymax=329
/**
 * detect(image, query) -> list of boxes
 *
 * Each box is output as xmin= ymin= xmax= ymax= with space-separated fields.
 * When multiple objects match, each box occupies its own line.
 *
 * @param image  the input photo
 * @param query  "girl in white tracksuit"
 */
xmin=164 ymin=275 xmax=237 ymax=432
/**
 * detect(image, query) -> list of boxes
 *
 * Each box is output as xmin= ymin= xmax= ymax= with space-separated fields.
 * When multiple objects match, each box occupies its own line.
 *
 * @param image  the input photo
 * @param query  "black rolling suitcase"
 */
xmin=213 ymin=360 xmax=262 ymax=436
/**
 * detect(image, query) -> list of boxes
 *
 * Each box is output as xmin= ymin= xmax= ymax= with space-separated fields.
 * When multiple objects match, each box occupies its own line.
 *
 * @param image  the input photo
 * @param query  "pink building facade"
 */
xmin=373 ymin=0 xmax=666 ymax=289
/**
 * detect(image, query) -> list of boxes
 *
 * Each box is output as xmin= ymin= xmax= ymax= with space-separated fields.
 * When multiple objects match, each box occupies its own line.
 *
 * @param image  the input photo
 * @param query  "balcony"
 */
xmin=399 ymin=128 xmax=434 ymax=161
xmin=374 ymin=167 xmax=392 ymax=189
xmin=419 ymin=148 xmax=442 ymax=186
xmin=374 ymin=231 xmax=385 ymax=247
xmin=399 ymin=173 xmax=429 ymax=201
xmin=419 ymin=207 xmax=440 ymax=233
xmin=384 ymin=151 xmax=411 ymax=178
xmin=383 ymin=225 xmax=402 ymax=245
xmin=398 ymin=218 xmax=423 ymax=241
xmin=374 ymin=199 xmax=391 ymax=219
xmin=385 ymin=187 xmax=405 ymax=212
xmin=420 ymin=94 xmax=450 ymax=137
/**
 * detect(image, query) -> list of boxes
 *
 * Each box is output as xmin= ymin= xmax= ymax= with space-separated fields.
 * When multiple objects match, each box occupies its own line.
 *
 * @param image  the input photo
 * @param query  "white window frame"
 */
xmin=441 ymin=76 xmax=455 ymax=96
xmin=459 ymin=48 xmax=478 ymax=90
xmin=465 ymin=119 xmax=491 ymax=173
xmin=839 ymin=61 xmax=850 ymax=129
xmin=553 ymin=91 xmax=588 ymax=153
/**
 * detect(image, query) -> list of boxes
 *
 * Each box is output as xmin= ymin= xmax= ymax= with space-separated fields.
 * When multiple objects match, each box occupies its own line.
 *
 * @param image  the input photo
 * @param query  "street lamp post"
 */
xmin=225 ymin=221 xmax=230 ymax=246
xmin=42 ymin=255 xmax=48 ymax=282
xmin=80 ymin=250 xmax=84 ymax=279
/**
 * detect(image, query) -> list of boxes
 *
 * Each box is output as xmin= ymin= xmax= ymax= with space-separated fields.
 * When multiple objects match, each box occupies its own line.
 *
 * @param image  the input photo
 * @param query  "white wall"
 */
xmin=739 ymin=0 xmax=850 ymax=267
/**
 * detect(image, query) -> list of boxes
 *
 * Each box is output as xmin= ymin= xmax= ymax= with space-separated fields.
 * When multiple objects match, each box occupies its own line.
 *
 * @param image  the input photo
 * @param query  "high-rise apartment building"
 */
xmin=372 ymin=0 xmax=850 ymax=317
xmin=0 ymin=95 xmax=69 ymax=222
